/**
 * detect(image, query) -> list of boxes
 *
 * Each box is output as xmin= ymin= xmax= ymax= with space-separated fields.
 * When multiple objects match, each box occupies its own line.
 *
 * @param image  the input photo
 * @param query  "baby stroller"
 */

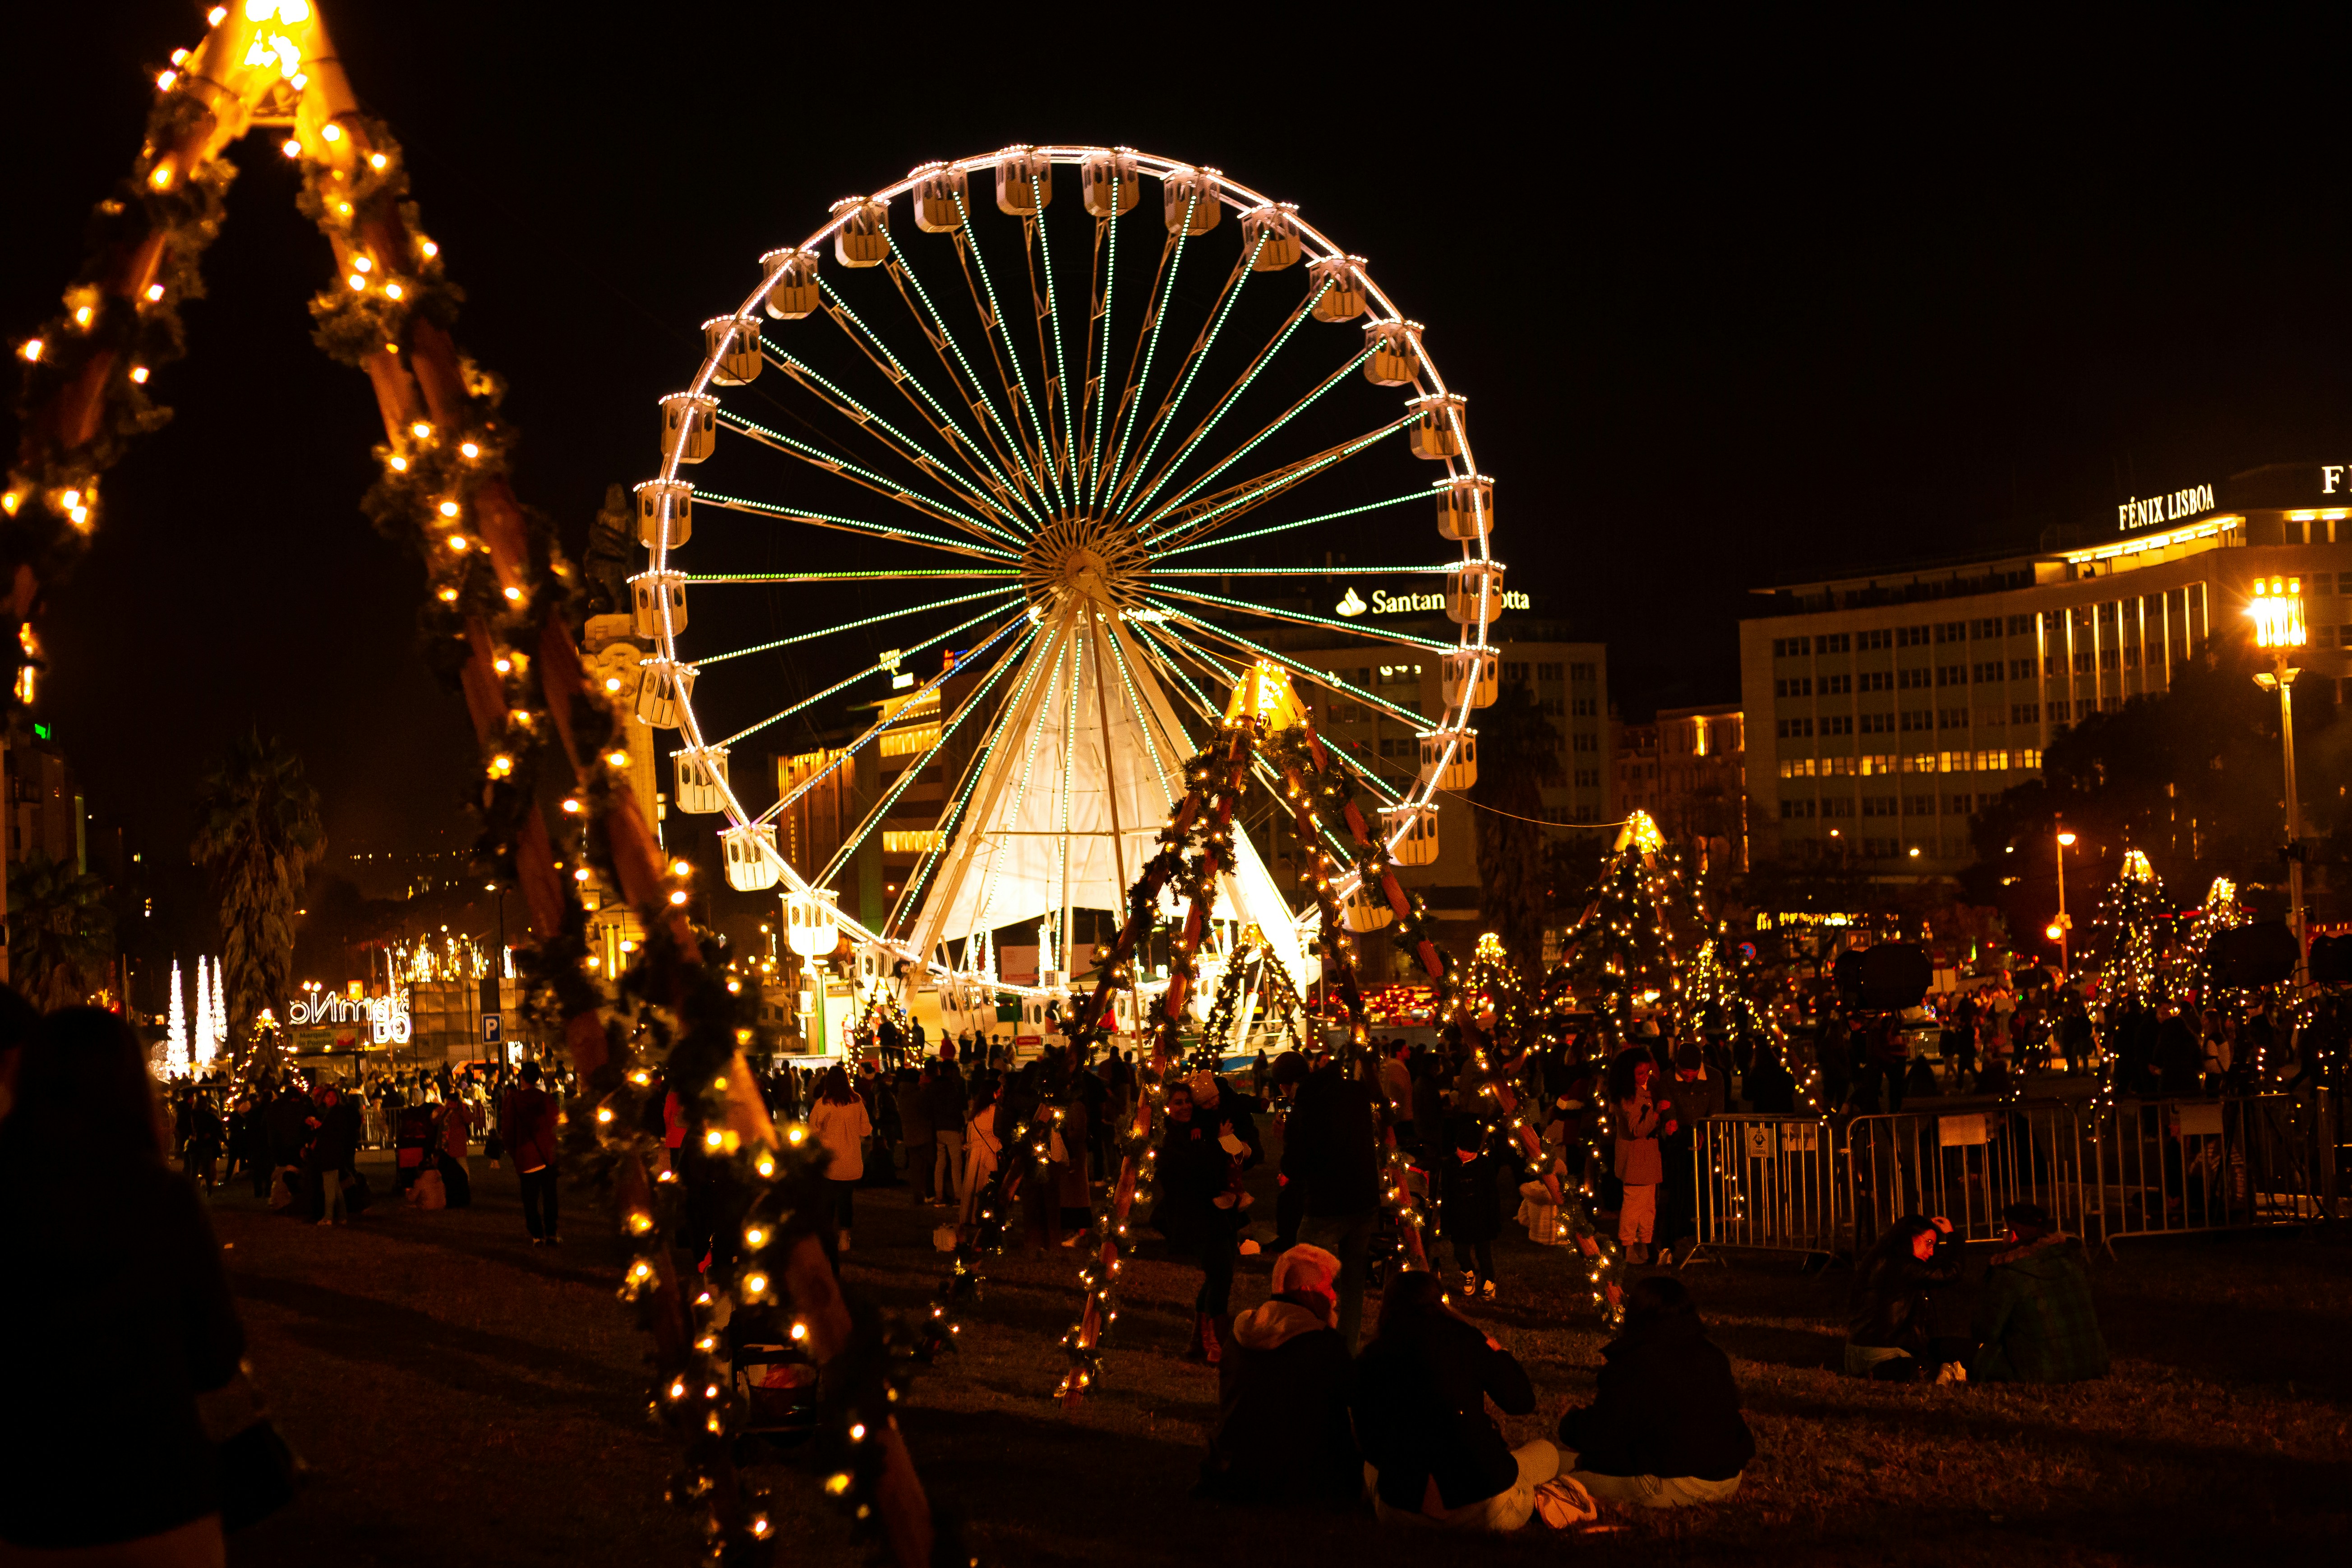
xmin=726 ymin=1301 xmax=823 ymax=1455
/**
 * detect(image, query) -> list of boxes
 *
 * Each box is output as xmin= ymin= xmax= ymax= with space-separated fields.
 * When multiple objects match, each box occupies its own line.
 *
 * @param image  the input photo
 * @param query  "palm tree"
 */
xmin=6 ymin=851 xmax=115 ymax=1011
xmin=1469 ymin=679 xmax=1564 ymax=980
xmin=191 ymin=731 xmax=324 ymax=1055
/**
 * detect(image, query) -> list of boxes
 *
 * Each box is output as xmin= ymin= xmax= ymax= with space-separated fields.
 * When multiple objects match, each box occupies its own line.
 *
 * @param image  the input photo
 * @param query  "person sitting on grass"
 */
xmin=1973 ymin=1201 xmax=2109 ymax=1384
xmin=1356 ymin=1271 xmax=1559 ymax=1531
xmin=1846 ymin=1214 xmax=1969 ymax=1382
xmin=1557 ymin=1275 xmax=1755 ymax=1507
xmin=1195 ymin=1244 xmax=1358 ymax=1507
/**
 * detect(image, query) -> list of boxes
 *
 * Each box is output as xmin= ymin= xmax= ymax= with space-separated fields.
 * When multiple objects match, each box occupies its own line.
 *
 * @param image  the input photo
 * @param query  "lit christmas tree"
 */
xmin=194 ymin=957 xmax=214 ymax=1070
xmin=2090 ymin=849 xmax=2167 ymax=1004
xmin=210 ymin=959 xmax=229 ymax=1057
xmin=1548 ymin=810 xmax=1697 ymax=1050
xmin=1682 ymin=926 xmax=1820 ymax=1112
xmin=166 ymin=959 xmax=189 ymax=1079
xmin=2166 ymin=875 xmax=2243 ymax=1000
xmin=1445 ymin=931 xmax=1529 ymax=1042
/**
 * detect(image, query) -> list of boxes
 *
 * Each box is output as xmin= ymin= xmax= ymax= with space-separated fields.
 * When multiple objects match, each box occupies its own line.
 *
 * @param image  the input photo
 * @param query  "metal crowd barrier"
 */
xmin=2087 ymin=1091 xmax=2343 ymax=1250
xmin=1690 ymin=1114 xmax=1841 ymax=1261
xmin=1843 ymin=1099 xmax=2087 ymax=1249
xmin=1685 ymin=1089 xmax=2342 ymax=1264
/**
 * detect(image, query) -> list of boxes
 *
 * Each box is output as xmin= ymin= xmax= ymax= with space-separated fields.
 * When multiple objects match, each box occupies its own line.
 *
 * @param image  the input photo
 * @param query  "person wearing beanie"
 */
xmin=1973 ymin=1202 xmax=2109 ymax=1384
xmin=1194 ymin=1245 xmax=1359 ymax=1506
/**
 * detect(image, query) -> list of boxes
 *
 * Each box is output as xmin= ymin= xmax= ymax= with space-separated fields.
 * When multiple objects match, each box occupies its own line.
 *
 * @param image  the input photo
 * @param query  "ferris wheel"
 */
xmin=631 ymin=145 xmax=1501 ymax=1026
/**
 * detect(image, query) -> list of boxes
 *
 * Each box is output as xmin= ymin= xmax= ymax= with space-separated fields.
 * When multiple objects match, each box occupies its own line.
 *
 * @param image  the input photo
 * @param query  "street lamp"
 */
xmin=2054 ymin=825 xmax=2077 ymax=976
xmin=2250 ymin=576 xmax=2309 ymax=984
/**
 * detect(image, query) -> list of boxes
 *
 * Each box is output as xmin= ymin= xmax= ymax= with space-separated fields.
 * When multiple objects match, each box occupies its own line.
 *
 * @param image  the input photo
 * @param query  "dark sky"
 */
xmin=9 ymin=4 xmax=2352 ymax=913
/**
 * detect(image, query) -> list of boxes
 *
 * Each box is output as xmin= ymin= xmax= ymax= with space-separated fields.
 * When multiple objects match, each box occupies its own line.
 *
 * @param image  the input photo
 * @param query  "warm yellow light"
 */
xmin=2251 ymin=575 xmax=2307 ymax=649
xmin=208 ymin=6 xmax=228 ymax=24
xmin=348 ymin=275 xmax=365 ymax=292
xmin=2046 ymin=923 xmax=2065 ymax=941
xmin=369 ymin=153 xmax=388 ymax=170
xmin=130 ymin=366 xmax=149 ymax=384
xmin=282 ymin=139 xmax=302 ymax=159
xmin=73 ymin=306 xmax=92 ymax=327
xmin=668 ymin=890 xmax=689 ymax=906
xmin=503 ymin=586 xmax=522 ymax=601
xmin=19 ymin=340 xmax=41 ymax=362
xmin=743 ymin=1273 xmax=768 ymax=1297
xmin=412 ymin=421 xmax=433 ymax=439
xmin=157 ymin=70 xmax=177 ymax=90
xmin=746 ymin=1226 xmax=767 ymax=1247
xmin=607 ymin=750 xmax=630 ymax=768
xmin=2057 ymin=830 xmax=2077 ymax=846
xmin=704 ymin=1129 xmax=723 ymax=1149
xmin=671 ymin=860 xmax=692 ymax=877
xmin=438 ymin=500 xmax=460 ymax=517
xmin=144 ymin=284 xmax=164 ymax=302
xmin=150 ymin=167 xmax=172 ymax=190
xmin=447 ymin=535 xmax=468 ymax=552
xmin=460 ymin=441 xmax=480 ymax=459
xmin=321 ymin=123 xmax=342 ymax=143
xmin=493 ymin=656 xmax=512 ymax=673
xmin=573 ymin=867 xmax=590 ymax=882
xmin=352 ymin=256 xmax=371 ymax=273
xmin=489 ymin=755 xmax=513 ymax=777
xmin=561 ymin=798 xmax=581 ymax=813
xmin=604 ymin=677 xmax=622 ymax=692
xmin=388 ymin=456 xmax=407 ymax=472
xmin=437 ymin=587 xmax=458 ymax=602
xmin=421 ymin=240 xmax=439 ymax=258
xmin=383 ymin=283 xmax=403 ymax=300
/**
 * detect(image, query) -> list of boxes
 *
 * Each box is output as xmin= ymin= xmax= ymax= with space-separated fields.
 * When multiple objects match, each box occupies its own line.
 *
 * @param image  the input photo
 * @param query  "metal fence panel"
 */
xmin=1844 ymin=1100 xmax=2085 ymax=1251
xmin=1689 ymin=1115 xmax=1841 ymax=1259
xmin=2090 ymin=1090 xmax=2344 ymax=1248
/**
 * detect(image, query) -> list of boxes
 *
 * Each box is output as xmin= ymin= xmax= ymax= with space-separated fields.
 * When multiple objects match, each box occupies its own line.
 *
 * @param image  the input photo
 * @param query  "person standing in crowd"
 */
xmin=1153 ymin=1077 xmax=1246 ymax=1360
xmin=185 ymin=1092 xmax=224 ymax=1192
xmin=0 ymin=1006 xmax=251 ymax=1563
xmin=1740 ymin=1039 xmax=1797 ymax=1113
xmin=1609 ymin=1048 xmax=1668 ymax=1266
xmin=1356 ymin=1272 xmax=1558 ymax=1530
xmin=1195 ymin=1244 xmax=1358 ymax=1507
xmin=1439 ymin=1115 xmax=1502 ymax=1301
xmin=960 ymin=1072 xmax=1004 ymax=1228
xmin=1974 ymin=1202 xmax=2110 ymax=1384
xmin=1281 ymin=1051 xmax=1383 ymax=1351
xmin=923 ymin=1053 xmax=968 ymax=1209
xmin=309 ymin=1083 xmax=361 ymax=1226
xmin=897 ymin=1065 xmax=935 ymax=1204
xmin=1847 ymin=1214 xmax=1966 ymax=1381
xmin=809 ymin=1064 xmax=873 ymax=1259
xmin=1557 ymin=1275 xmax=1754 ymax=1507
xmin=505 ymin=1061 xmax=561 ymax=1245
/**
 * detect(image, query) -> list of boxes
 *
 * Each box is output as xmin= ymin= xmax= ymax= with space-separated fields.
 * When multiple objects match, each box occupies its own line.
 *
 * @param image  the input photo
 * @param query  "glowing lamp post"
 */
xmin=2249 ymin=576 xmax=2309 ymax=983
xmin=2053 ymin=826 xmax=2077 ymax=975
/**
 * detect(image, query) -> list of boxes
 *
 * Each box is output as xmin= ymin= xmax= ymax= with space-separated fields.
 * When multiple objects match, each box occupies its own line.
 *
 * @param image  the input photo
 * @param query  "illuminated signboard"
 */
xmin=288 ymin=992 xmax=413 ymax=1045
xmin=2116 ymin=482 xmax=2214 ymax=533
xmin=1335 ymin=584 xmax=1531 ymax=618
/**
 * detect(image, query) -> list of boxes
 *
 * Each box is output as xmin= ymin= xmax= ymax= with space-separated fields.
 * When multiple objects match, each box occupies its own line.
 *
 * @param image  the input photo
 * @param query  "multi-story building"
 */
xmin=4 ymin=722 xmax=83 ymax=871
xmin=1616 ymin=705 xmax=1747 ymax=874
xmin=1742 ymin=461 xmax=2347 ymax=874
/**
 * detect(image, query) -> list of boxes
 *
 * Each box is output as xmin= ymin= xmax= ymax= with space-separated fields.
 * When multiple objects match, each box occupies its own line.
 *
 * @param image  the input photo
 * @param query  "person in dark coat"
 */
xmin=1559 ymin=1274 xmax=1754 ymax=1506
xmin=2154 ymin=1005 xmax=2203 ymax=1097
xmin=1740 ymin=1040 xmax=1798 ymax=1112
xmin=896 ymin=1066 xmax=935 ymax=1203
xmin=1356 ymin=1271 xmax=1558 ymax=1530
xmin=504 ymin=1061 xmax=561 ymax=1244
xmin=308 ymin=1084 xmax=363 ymax=1224
xmin=921 ymin=1057 xmax=968 ymax=1208
xmin=0 ymin=1007 xmax=249 ymax=1560
xmin=1972 ymin=1202 xmax=2109 ymax=1384
xmin=1437 ymin=1115 xmax=1502 ymax=1300
xmin=1152 ymin=1079 xmax=1245 ymax=1361
xmin=1281 ymin=1056 xmax=1384 ymax=1350
xmin=1847 ymin=1214 xmax=1967 ymax=1380
xmin=1195 ymin=1245 xmax=1358 ymax=1506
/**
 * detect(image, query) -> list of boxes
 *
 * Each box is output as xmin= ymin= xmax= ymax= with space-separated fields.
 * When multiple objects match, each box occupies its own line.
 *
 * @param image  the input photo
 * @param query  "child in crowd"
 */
xmin=1438 ymin=1115 xmax=1501 ymax=1300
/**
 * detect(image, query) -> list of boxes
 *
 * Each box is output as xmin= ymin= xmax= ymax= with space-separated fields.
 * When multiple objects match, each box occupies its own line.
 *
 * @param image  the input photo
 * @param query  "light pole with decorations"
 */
xmin=2250 ymin=575 xmax=2308 ymax=985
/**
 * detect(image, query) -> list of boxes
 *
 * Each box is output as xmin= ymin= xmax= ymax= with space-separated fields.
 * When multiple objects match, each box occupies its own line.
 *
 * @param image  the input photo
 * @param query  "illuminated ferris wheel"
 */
xmin=630 ymin=145 xmax=1502 ymax=1025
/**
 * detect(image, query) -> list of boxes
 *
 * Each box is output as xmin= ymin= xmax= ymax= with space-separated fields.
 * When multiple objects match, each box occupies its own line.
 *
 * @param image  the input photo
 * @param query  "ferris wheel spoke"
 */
xmin=1080 ymin=200 xmax=1123 ymax=509
xmin=1103 ymin=242 xmax=1260 ymax=520
xmin=1099 ymin=217 xmax=1195 ymax=509
xmin=696 ymin=491 xmax=1016 ymax=563
xmin=762 ymin=338 xmax=1027 ymax=536
xmin=885 ymin=631 xmax=1042 ymax=938
xmin=968 ymin=620 xmax=1073 ymax=941
xmin=814 ymin=621 xmax=1035 ymax=892
xmin=1144 ymin=588 xmax=1453 ymax=653
xmin=1116 ymin=279 xmax=1325 ymax=526
xmin=681 ymin=569 xmax=1018 ymax=583
xmin=1156 ymin=486 xmax=1430 ymax=558
xmin=1150 ymin=613 xmax=1434 ymax=731
xmin=1144 ymin=417 xmax=1415 ymax=552
xmin=1098 ymin=617 xmax=1179 ymax=802
xmin=1138 ymin=345 xmax=1384 ymax=532
xmin=1035 ymin=199 xmax=1086 ymax=501
xmin=751 ymin=613 xmax=1035 ymax=826
xmin=721 ymin=601 xmax=1028 ymax=750
xmin=819 ymin=283 xmax=1045 ymax=530
xmin=719 ymin=412 xmax=1020 ymax=551
xmin=695 ymin=586 xmax=1023 ymax=668
xmin=1153 ymin=564 xmax=1446 ymax=578
xmin=881 ymin=240 xmax=1056 ymax=519
xmin=950 ymin=196 xmax=1068 ymax=515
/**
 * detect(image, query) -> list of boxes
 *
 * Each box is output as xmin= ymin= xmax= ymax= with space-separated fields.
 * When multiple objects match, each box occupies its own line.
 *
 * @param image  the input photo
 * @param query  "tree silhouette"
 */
xmin=6 ymin=851 xmax=115 ymax=1012
xmin=191 ymin=730 xmax=324 ymax=1057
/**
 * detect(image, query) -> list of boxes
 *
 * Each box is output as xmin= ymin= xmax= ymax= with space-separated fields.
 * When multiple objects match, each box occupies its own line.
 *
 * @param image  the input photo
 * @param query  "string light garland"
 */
xmin=2089 ymin=847 xmax=2166 ymax=1007
xmin=1189 ymin=927 xmax=1305 ymax=1071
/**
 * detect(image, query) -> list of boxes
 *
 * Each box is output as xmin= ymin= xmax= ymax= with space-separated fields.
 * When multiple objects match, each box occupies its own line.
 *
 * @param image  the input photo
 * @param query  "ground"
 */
xmin=215 ymin=1136 xmax=2352 ymax=1568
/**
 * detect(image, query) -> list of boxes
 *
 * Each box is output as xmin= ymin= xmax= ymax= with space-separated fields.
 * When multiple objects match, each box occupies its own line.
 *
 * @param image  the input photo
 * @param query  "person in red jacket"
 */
xmin=503 ymin=1061 xmax=561 ymax=1245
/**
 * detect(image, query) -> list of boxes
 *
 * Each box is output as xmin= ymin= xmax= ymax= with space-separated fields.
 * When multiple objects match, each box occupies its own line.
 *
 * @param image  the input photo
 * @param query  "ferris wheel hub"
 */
xmin=1019 ymin=514 xmax=1149 ymax=613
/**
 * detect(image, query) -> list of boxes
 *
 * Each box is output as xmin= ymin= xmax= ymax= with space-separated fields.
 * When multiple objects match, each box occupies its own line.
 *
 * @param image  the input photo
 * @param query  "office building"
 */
xmin=1615 ymin=703 xmax=1747 ymax=874
xmin=1741 ymin=461 xmax=2348 ymax=874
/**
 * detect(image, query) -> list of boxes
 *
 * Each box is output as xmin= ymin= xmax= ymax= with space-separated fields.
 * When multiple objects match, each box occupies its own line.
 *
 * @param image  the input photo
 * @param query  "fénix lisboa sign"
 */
xmin=2115 ymin=482 xmax=2215 ymax=533
xmin=1336 ymin=584 xmax=1531 ymax=617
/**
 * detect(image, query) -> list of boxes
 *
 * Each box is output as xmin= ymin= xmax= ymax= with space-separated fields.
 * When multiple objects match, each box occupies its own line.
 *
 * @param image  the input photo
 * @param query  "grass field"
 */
xmin=215 ymin=1133 xmax=2352 ymax=1568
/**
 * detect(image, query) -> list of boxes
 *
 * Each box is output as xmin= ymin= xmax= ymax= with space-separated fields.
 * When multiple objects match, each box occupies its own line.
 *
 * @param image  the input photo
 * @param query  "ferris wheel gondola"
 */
xmin=632 ymin=146 xmax=1500 ymax=1031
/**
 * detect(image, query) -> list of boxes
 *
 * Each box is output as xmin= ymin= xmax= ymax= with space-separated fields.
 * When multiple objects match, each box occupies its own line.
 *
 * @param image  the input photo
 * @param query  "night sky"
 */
xmin=8 ymin=5 xmax=2352 ymax=922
